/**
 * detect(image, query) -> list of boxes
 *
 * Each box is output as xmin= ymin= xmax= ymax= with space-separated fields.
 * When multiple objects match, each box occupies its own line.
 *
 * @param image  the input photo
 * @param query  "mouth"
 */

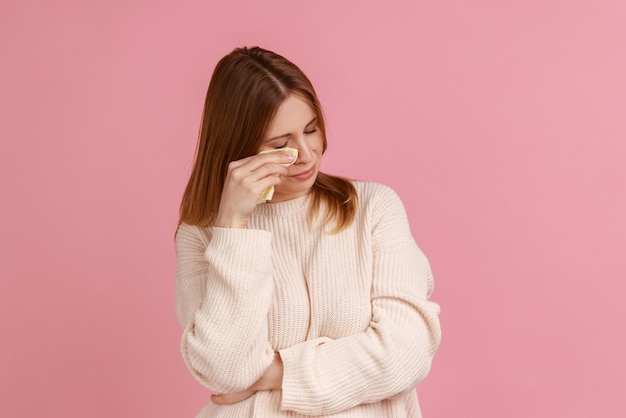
xmin=289 ymin=165 xmax=316 ymax=179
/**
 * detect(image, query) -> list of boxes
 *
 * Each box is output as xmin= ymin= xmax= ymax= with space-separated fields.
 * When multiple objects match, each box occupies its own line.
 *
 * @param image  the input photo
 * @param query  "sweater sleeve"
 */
xmin=278 ymin=185 xmax=442 ymax=415
xmin=175 ymin=224 xmax=276 ymax=394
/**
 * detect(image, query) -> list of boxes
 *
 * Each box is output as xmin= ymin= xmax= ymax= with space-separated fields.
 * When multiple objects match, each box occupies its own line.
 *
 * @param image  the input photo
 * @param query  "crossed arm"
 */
xmin=175 ymin=186 xmax=441 ymax=414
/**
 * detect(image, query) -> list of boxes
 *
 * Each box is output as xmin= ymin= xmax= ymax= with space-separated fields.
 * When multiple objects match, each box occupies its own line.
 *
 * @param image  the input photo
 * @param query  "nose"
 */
xmin=293 ymin=135 xmax=313 ymax=164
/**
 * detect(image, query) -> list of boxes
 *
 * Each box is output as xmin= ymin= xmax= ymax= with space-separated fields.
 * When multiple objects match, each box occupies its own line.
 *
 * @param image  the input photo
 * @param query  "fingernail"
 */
xmin=285 ymin=153 xmax=295 ymax=160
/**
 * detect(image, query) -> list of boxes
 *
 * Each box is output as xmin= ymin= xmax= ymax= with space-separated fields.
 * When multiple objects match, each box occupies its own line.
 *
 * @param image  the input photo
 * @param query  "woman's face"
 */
xmin=259 ymin=94 xmax=323 ymax=202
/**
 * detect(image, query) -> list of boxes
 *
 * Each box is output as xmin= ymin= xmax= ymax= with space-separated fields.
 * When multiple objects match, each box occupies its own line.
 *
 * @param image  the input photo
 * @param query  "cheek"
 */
xmin=313 ymin=134 xmax=325 ymax=152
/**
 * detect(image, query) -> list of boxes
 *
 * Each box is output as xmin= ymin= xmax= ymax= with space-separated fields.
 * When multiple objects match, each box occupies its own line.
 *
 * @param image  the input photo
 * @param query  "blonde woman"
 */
xmin=176 ymin=46 xmax=441 ymax=417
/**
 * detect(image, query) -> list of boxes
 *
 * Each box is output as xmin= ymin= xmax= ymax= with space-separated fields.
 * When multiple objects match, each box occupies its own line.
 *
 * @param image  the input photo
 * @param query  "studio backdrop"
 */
xmin=1 ymin=0 xmax=625 ymax=417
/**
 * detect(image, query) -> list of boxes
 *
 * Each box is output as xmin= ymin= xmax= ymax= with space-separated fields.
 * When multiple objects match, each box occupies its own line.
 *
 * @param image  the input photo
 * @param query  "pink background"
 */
xmin=1 ymin=0 xmax=625 ymax=416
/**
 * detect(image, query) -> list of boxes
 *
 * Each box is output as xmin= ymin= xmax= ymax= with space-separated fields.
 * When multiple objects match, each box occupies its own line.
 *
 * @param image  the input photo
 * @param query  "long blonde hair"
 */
xmin=179 ymin=46 xmax=356 ymax=231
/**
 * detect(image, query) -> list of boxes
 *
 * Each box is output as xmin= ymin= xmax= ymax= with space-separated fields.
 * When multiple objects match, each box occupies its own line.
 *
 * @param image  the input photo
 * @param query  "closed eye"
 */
xmin=304 ymin=127 xmax=318 ymax=135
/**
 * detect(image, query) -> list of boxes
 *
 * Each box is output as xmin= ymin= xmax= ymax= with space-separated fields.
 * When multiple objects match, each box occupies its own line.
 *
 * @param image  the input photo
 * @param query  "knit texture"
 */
xmin=175 ymin=181 xmax=441 ymax=417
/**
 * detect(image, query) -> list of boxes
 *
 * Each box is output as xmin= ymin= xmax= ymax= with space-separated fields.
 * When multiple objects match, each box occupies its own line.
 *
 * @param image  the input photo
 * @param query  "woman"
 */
xmin=176 ymin=46 xmax=441 ymax=417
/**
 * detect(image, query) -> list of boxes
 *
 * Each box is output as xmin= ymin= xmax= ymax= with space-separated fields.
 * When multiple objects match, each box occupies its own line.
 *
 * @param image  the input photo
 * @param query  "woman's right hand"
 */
xmin=213 ymin=151 xmax=296 ymax=228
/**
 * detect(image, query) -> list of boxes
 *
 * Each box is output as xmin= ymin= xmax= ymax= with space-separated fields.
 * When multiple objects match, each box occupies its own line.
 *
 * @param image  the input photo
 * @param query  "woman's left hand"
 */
xmin=211 ymin=352 xmax=284 ymax=406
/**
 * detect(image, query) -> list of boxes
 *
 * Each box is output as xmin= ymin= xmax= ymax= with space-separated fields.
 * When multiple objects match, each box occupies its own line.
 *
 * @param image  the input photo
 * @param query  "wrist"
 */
xmin=213 ymin=214 xmax=247 ymax=228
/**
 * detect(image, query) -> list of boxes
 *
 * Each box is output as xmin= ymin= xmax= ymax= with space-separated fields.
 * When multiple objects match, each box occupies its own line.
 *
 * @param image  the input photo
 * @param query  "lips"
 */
xmin=289 ymin=165 xmax=316 ymax=179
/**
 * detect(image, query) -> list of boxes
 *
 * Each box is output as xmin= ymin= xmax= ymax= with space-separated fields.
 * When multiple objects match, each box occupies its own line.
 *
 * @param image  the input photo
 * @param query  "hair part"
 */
xmin=179 ymin=46 xmax=356 ymax=232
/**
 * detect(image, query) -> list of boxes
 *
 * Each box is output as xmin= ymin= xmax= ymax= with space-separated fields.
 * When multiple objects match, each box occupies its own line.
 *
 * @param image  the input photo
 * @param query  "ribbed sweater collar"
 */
xmin=253 ymin=193 xmax=311 ymax=217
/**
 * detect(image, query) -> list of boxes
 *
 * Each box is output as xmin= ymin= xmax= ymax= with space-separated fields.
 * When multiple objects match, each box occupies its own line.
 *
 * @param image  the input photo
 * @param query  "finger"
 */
xmin=253 ymin=173 xmax=284 ymax=197
xmin=250 ymin=162 xmax=290 ymax=179
xmin=235 ymin=150 xmax=296 ymax=171
xmin=228 ymin=163 xmax=288 ymax=189
xmin=227 ymin=157 xmax=292 ymax=186
xmin=211 ymin=389 xmax=256 ymax=405
xmin=258 ymin=147 xmax=298 ymax=163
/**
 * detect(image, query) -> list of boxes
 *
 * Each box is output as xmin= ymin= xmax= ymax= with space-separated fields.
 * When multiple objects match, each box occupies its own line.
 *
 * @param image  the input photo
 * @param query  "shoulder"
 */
xmin=352 ymin=180 xmax=407 ymax=213
xmin=351 ymin=181 xmax=414 ymax=239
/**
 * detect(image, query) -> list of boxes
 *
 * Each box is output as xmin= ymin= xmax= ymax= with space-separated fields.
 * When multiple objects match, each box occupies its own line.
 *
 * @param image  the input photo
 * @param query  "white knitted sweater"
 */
xmin=175 ymin=181 xmax=441 ymax=417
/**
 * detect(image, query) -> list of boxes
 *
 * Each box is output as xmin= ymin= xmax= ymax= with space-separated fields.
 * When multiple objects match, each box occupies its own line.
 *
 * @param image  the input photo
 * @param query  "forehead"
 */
xmin=267 ymin=95 xmax=316 ymax=136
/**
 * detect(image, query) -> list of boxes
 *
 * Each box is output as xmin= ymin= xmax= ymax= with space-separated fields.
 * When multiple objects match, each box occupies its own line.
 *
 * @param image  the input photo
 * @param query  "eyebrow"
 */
xmin=266 ymin=117 xmax=318 ymax=142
